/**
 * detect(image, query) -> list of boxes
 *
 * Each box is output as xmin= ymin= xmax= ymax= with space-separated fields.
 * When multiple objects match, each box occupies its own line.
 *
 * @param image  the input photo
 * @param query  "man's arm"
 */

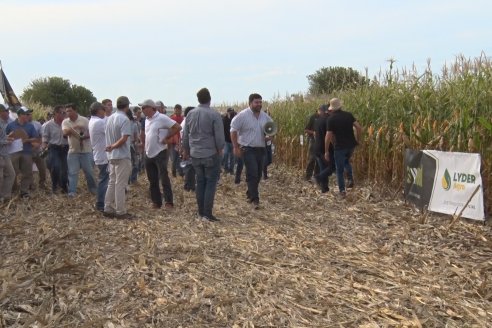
xmin=324 ymin=131 xmax=333 ymax=161
xmin=164 ymin=123 xmax=181 ymax=144
xmin=106 ymin=135 xmax=129 ymax=152
xmin=353 ymin=121 xmax=362 ymax=143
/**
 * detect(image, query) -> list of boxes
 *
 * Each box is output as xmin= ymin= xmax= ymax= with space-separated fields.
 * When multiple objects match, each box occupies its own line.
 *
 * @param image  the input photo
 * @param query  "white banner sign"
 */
xmin=424 ymin=150 xmax=484 ymax=221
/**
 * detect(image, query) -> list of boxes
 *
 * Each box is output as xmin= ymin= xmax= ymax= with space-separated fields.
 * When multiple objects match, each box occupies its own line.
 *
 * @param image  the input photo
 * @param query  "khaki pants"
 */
xmin=0 ymin=155 xmax=15 ymax=199
xmin=104 ymin=158 xmax=131 ymax=215
xmin=10 ymin=152 xmax=33 ymax=195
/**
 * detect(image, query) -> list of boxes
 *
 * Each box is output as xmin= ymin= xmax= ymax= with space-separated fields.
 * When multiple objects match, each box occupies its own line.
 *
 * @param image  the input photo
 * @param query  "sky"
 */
xmin=2 ymin=0 xmax=491 ymax=108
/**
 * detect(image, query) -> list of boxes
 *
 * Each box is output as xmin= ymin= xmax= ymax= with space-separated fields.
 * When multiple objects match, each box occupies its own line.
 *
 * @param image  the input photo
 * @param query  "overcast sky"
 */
xmin=2 ymin=0 xmax=491 ymax=108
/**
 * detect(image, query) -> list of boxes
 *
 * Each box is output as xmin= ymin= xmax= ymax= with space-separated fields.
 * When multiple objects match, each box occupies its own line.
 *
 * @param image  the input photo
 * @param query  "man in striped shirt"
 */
xmin=230 ymin=93 xmax=273 ymax=209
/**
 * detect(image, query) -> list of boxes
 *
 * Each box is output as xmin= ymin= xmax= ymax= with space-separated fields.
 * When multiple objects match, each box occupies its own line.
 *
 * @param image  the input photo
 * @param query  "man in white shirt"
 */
xmin=103 ymin=96 xmax=133 ymax=219
xmin=140 ymin=99 xmax=181 ymax=209
xmin=88 ymin=102 xmax=109 ymax=212
xmin=231 ymin=93 xmax=273 ymax=209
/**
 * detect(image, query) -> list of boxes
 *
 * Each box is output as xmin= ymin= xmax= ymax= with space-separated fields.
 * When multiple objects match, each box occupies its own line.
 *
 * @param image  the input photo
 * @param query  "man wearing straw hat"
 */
xmin=324 ymin=98 xmax=362 ymax=198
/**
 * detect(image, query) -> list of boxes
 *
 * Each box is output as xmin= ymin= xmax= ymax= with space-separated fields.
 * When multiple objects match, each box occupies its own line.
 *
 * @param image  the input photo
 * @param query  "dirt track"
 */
xmin=1 ymin=165 xmax=491 ymax=327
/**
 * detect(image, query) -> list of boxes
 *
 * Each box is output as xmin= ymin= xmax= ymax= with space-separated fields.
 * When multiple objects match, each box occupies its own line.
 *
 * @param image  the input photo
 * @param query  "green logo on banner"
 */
xmin=441 ymin=169 xmax=451 ymax=191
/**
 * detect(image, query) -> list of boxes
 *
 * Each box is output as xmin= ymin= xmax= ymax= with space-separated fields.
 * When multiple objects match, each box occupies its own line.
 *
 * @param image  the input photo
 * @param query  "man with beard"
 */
xmin=230 ymin=93 xmax=273 ymax=209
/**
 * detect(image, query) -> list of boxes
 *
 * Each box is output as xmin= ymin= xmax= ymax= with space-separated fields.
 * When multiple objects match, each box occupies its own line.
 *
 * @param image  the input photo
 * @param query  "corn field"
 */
xmin=269 ymin=53 xmax=492 ymax=211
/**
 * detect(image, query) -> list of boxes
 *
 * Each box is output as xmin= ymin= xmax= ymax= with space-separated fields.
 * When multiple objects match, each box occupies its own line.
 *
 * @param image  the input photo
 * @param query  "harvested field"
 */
xmin=1 ymin=165 xmax=491 ymax=327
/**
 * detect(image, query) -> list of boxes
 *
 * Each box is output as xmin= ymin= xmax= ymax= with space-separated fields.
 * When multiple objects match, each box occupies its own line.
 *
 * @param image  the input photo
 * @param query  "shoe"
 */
xmin=20 ymin=192 xmax=30 ymax=199
xmin=103 ymin=211 xmax=115 ymax=218
xmin=304 ymin=177 xmax=313 ymax=183
xmin=346 ymin=180 xmax=354 ymax=188
xmin=252 ymin=200 xmax=260 ymax=210
xmin=115 ymin=213 xmax=136 ymax=220
xmin=152 ymin=203 xmax=162 ymax=209
xmin=164 ymin=203 xmax=174 ymax=209
xmin=234 ymin=177 xmax=241 ymax=184
xmin=314 ymin=175 xmax=329 ymax=193
xmin=339 ymin=191 xmax=347 ymax=199
xmin=67 ymin=192 xmax=76 ymax=198
xmin=202 ymin=215 xmax=220 ymax=222
xmin=95 ymin=205 xmax=104 ymax=213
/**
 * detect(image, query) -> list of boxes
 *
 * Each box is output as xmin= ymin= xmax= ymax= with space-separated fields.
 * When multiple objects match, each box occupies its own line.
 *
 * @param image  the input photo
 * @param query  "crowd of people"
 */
xmin=0 ymin=89 xmax=280 ymax=222
xmin=0 ymin=92 xmax=361 ymax=220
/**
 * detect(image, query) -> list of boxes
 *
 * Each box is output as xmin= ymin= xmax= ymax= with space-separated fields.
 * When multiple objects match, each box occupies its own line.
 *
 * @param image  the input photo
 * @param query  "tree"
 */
xmin=307 ymin=66 xmax=369 ymax=95
xmin=21 ymin=77 xmax=96 ymax=115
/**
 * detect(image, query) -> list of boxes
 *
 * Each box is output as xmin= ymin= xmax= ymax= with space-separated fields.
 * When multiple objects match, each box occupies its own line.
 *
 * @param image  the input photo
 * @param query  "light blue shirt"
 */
xmin=105 ymin=110 xmax=131 ymax=160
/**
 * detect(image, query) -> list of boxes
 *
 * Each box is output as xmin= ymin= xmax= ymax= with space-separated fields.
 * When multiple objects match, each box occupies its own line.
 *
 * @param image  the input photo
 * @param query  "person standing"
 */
xmin=27 ymin=112 xmax=47 ymax=190
xmin=62 ymin=103 xmax=97 ymax=197
xmin=140 ymin=99 xmax=181 ymax=209
xmin=313 ymin=104 xmax=334 ymax=193
xmin=222 ymin=108 xmax=235 ymax=175
xmin=103 ymin=96 xmax=134 ymax=219
xmin=0 ymin=104 xmax=15 ymax=202
xmin=169 ymin=104 xmax=184 ymax=177
xmin=88 ymin=102 xmax=109 ymax=212
xmin=42 ymin=105 xmax=69 ymax=194
xmin=304 ymin=108 xmax=320 ymax=182
xmin=182 ymin=88 xmax=225 ymax=221
xmin=102 ymin=99 xmax=113 ymax=117
xmin=231 ymin=93 xmax=273 ymax=209
xmin=180 ymin=106 xmax=196 ymax=191
xmin=324 ymin=98 xmax=362 ymax=197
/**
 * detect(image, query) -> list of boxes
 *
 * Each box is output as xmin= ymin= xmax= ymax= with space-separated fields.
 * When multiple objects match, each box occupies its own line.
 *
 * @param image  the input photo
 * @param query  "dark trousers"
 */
xmin=263 ymin=144 xmax=272 ymax=178
xmin=192 ymin=153 xmax=221 ymax=217
xmin=235 ymin=157 xmax=244 ymax=182
xmin=242 ymin=146 xmax=265 ymax=202
xmin=184 ymin=164 xmax=196 ymax=191
xmin=315 ymin=150 xmax=335 ymax=191
xmin=145 ymin=150 xmax=173 ymax=206
xmin=47 ymin=145 xmax=68 ymax=193
xmin=305 ymin=137 xmax=319 ymax=179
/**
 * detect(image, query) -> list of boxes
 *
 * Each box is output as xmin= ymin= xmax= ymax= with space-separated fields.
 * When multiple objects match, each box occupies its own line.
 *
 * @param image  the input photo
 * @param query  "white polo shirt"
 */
xmin=145 ymin=112 xmax=176 ymax=158
xmin=230 ymin=107 xmax=272 ymax=147
xmin=88 ymin=116 xmax=108 ymax=165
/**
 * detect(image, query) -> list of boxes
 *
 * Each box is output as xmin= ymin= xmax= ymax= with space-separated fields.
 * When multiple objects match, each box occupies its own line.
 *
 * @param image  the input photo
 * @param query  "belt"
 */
xmin=48 ymin=144 xmax=68 ymax=149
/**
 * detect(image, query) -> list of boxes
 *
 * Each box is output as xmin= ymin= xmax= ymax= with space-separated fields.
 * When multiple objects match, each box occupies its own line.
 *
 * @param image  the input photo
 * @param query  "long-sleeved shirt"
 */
xmin=182 ymin=104 xmax=225 ymax=158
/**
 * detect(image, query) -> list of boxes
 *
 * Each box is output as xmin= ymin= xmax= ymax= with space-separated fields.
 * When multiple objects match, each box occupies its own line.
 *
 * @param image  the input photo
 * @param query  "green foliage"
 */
xmin=307 ymin=66 xmax=369 ymax=95
xmin=21 ymin=77 xmax=96 ymax=116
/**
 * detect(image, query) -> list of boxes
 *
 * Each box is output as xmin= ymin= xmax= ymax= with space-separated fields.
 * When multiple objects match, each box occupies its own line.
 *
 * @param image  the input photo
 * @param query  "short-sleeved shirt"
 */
xmin=326 ymin=110 xmax=358 ymax=150
xmin=88 ymin=116 xmax=108 ymax=165
xmin=305 ymin=113 xmax=317 ymax=140
xmin=62 ymin=115 xmax=91 ymax=153
xmin=105 ymin=110 xmax=131 ymax=160
xmin=144 ymin=112 xmax=176 ymax=158
xmin=230 ymin=108 xmax=272 ymax=148
xmin=5 ymin=120 xmax=38 ymax=154
xmin=42 ymin=119 xmax=68 ymax=146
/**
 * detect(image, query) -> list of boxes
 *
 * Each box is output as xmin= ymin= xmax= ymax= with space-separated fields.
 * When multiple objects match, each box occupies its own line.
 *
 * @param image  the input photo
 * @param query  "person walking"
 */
xmin=42 ymin=105 xmax=69 ymax=194
xmin=324 ymin=98 xmax=362 ymax=197
xmin=88 ymin=102 xmax=109 ymax=212
xmin=103 ymin=96 xmax=134 ymax=219
xmin=140 ymin=99 xmax=181 ymax=209
xmin=182 ymin=88 xmax=225 ymax=221
xmin=230 ymin=93 xmax=273 ymax=209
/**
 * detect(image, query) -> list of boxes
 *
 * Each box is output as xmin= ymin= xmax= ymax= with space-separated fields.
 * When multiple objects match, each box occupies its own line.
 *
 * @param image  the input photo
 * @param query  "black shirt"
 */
xmin=305 ymin=113 xmax=317 ymax=140
xmin=223 ymin=114 xmax=234 ymax=143
xmin=326 ymin=110 xmax=358 ymax=150
xmin=314 ymin=115 xmax=328 ymax=156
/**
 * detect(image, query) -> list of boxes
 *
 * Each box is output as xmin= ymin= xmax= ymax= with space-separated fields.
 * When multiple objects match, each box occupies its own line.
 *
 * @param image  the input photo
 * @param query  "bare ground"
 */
xmin=1 ymin=165 xmax=491 ymax=327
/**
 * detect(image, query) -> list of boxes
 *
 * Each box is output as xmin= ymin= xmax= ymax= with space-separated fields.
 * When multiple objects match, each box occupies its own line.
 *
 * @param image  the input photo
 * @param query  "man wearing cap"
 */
xmin=231 ymin=93 xmax=273 ymax=209
xmin=42 ymin=105 xmax=69 ymax=194
xmin=182 ymin=88 xmax=225 ymax=221
xmin=62 ymin=103 xmax=97 ymax=197
xmin=88 ymin=102 xmax=109 ymax=212
xmin=5 ymin=107 xmax=40 ymax=198
xmin=324 ymin=98 xmax=362 ymax=197
xmin=140 ymin=99 xmax=181 ymax=209
xmin=0 ymin=104 xmax=15 ymax=202
xmin=103 ymin=96 xmax=134 ymax=219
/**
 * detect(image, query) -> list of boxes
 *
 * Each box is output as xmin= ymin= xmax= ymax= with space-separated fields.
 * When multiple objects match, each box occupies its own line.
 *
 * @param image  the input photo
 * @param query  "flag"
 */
xmin=0 ymin=64 xmax=22 ymax=108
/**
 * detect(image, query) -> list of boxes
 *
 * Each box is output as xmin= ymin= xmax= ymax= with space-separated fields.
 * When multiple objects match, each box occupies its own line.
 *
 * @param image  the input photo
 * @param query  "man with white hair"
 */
xmin=324 ymin=98 xmax=362 ymax=198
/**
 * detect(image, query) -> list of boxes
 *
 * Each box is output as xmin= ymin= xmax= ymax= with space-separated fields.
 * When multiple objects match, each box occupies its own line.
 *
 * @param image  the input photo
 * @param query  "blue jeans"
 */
xmin=222 ymin=142 xmax=234 ymax=173
xmin=333 ymin=147 xmax=354 ymax=193
xmin=67 ymin=152 xmax=97 ymax=194
xmin=242 ymin=147 xmax=265 ymax=202
xmin=192 ymin=153 xmax=221 ymax=217
xmin=47 ymin=145 xmax=68 ymax=192
xmin=96 ymin=163 xmax=109 ymax=210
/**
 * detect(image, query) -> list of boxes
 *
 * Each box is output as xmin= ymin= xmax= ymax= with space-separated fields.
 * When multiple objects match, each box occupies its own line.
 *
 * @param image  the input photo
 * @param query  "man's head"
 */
xmin=139 ymin=99 xmax=158 ymax=118
xmin=65 ymin=103 xmax=78 ymax=121
xmin=90 ymin=101 xmax=106 ymax=118
xmin=132 ymin=106 xmax=142 ymax=120
xmin=102 ymin=99 xmax=113 ymax=116
xmin=183 ymin=106 xmax=194 ymax=118
xmin=0 ymin=104 xmax=9 ymax=121
xmin=52 ymin=105 xmax=66 ymax=123
xmin=155 ymin=100 xmax=166 ymax=114
xmin=318 ymin=104 xmax=328 ymax=116
xmin=197 ymin=88 xmax=211 ymax=105
xmin=248 ymin=93 xmax=263 ymax=113
xmin=116 ymin=96 xmax=130 ymax=112
xmin=328 ymin=98 xmax=342 ymax=111
xmin=174 ymin=104 xmax=182 ymax=116
xmin=17 ymin=106 xmax=32 ymax=124
xmin=226 ymin=107 xmax=235 ymax=118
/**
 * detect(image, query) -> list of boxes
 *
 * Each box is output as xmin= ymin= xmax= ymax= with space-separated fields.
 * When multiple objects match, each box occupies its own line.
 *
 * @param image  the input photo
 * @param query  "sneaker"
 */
xmin=102 ymin=211 xmax=115 ymax=218
xmin=202 ymin=215 xmax=220 ymax=222
xmin=164 ymin=203 xmax=174 ymax=210
xmin=115 ymin=213 xmax=136 ymax=220
xmin=67 ymin=192 xmax=76 ymax=198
